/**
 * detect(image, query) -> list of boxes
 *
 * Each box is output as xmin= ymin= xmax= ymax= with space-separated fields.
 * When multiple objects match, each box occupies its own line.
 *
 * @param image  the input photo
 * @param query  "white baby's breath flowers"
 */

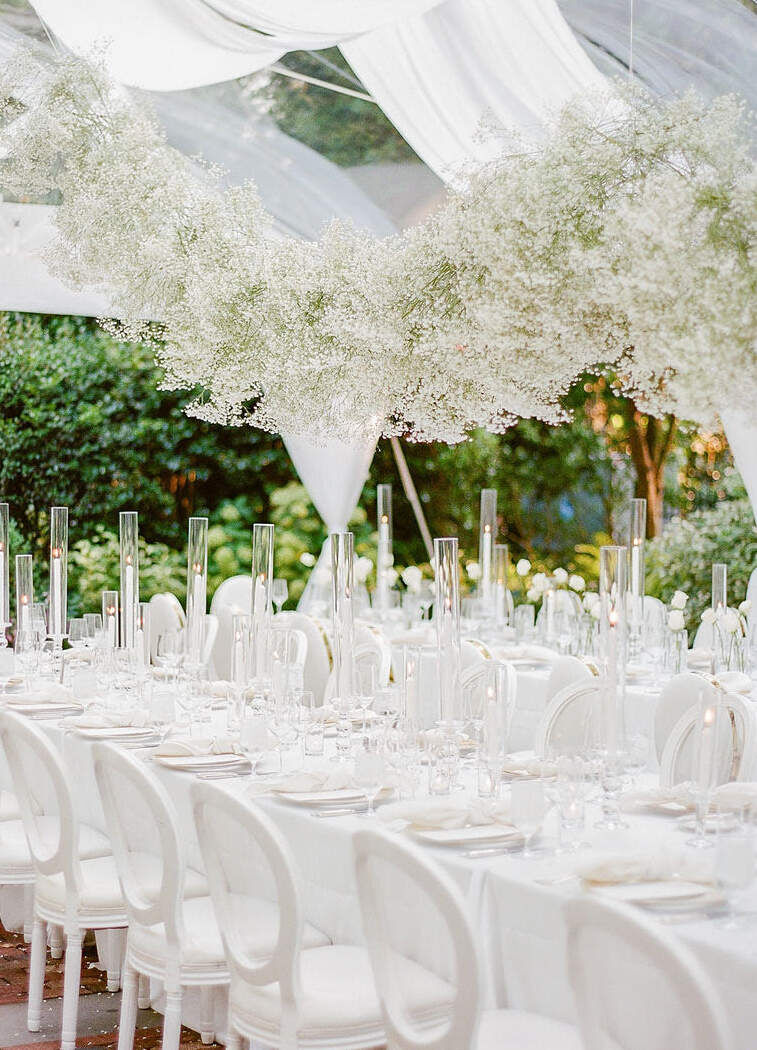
xmin=553 ymin=568 xmax=568 ymax=586
xmin=667 ymin=610 xmax=686 ymax=632
xmin=670 ymin=590 xmax=689 ymax=610
xmin=516 ymin=558 xmax=531 ymax=577
xmin=401 ymin=565 xmax=423 ymax=592
xmin=466 ymin=562 xmax=481 ymax=581
xmin=568 ymin=574 xmax=585 ymax=592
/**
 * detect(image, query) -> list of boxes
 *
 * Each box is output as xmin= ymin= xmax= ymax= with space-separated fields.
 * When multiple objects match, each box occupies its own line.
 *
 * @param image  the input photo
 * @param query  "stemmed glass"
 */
xmin=355 ymin=662 xmax=377 ymax=733
xmin=84 ymin=613 xmax=103 ymax=647
xmin=354 ymin=734 xmax=385 ymax=817
xmin=272 ymin=579 xmax=288 ymax=615
xmin=511 ymin=779 xmax=547 ymax=858
xmin=156 ymin=629 xmax=185 ymax=688
xmin=15 ymin=628 xmax=39 ymax=692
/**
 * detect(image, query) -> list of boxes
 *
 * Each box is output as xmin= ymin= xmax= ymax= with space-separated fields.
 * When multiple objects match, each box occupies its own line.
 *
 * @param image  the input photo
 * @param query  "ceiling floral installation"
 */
xmin=0 ymin=47 xmax=754 ymax=444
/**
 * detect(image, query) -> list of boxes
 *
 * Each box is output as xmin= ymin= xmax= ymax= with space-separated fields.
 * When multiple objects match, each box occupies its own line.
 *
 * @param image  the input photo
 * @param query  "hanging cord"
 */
xmin=270 ymin=62 xmax=377 ymax=104
xmin=628 ymin=0 xmax=634 ymax=82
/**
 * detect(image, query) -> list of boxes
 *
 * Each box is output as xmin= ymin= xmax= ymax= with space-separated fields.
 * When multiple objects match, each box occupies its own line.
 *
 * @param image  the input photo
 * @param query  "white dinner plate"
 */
xmin=153 ymin=753 xmax=248 ymax=772
xmin=590 ymin=880 xmax=724 ymax=912
xmin=274 ymin=787 xmax=368 ymax=807
xmin=412 ymin=824 xmax=523 ymax=849
xmin=72 ymin=726 xmax=158 ymax=741
xmin=7 ymin=702 xmax=82 ymax=717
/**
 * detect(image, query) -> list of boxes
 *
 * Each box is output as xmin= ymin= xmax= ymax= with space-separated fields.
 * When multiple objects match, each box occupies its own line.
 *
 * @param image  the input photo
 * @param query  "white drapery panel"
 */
xmin=719 ymin=407 xmax=757 ymax=524
xmin=30 ymin=0 xmax=604 ymax=182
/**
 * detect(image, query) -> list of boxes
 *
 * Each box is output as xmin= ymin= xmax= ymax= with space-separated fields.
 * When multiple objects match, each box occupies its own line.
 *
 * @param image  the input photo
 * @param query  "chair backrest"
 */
xmin=269 ymin=625 xmax=308 ymax=669
xmin=210 ymin=574 xmax=253 ymax=618
xmin=460 ymin=639 xmax=489 ymax=670
xmin=192 ymin=784 xmax=303 ymax=1009
xmin=535 ymin=680 xmax=600 ymax=758
xmin=0 ymin=710 xmax=82 ymax=892
xmin=353 ymin=828 xmax=479 ymax=1050
xmin=92 ymin=743 xmax=185 ymax=946
xmin=323 ymin=634 xmax=391 ymax=704
xmin=460 ymin=660 xmax=517 ymax=724
xmin=209 ymin=575 xmax=253 ymax=679
xmin=272 ymin=611 xmax=331 ymax=704
xmin=546 ymin=655 xmax=593 ymax=702
xmin=654 ymin=672 xmax=706 ymax=763
xmin=355 ymin=624 xmax=392 ymax=682
xmin=747 ymin=567 xmax=757 ymax=610
xmin=565 ymin=896 xmax=732 ymax=1050
xmin=660 ymin=690 xmax=756 ymax=787
xmin=148 ymin=592 xmax=185 ymax=663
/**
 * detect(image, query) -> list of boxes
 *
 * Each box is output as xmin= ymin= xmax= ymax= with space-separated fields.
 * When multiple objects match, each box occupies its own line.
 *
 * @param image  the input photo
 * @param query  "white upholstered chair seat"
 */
xmin=129 ymin=895 xmax=330 ymax=978
xmin=231 ymin=944 xmax=450 ymax=1046
xmin=35 ymin=854 xmax=126 ymax=925
xmin=476 ymin=1008 xmax=583 ymax=1049
xmin=0 ymin=818 xmax=36 ymax=879
xmin=0 ymin=789 xmax=20 ymax=820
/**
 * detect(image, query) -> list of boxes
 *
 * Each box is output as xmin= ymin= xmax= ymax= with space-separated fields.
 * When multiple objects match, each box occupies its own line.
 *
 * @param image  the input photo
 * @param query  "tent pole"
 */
xmin=390 ymin=437 xmax=434 ymax=561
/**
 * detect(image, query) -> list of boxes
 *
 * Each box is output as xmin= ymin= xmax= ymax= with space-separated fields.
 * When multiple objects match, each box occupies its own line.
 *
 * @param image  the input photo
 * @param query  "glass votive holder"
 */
xmin=302 ymin=690 xmax=325 ymax=756
xmin=513 ymin=604 xmax=535 ymax=643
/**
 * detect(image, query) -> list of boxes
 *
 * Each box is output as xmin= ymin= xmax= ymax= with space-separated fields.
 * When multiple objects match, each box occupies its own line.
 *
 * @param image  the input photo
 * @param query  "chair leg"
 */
xmin=27 ymin=918 xmax=46 ymax=1032
xmin=60 ymin=929 xmax=83 ymax=1050
xmin=162 ymin=988 xmax=183 ymax=1050
xmin=22 ymin=884 xmax=34 ymax=942
xmin=137 ymin=972 xmax=151 ymax=1010
xmin=200 ymin=985 xmax=215 ymax=1044
xmin=49 ymin=924 xmax=63 ymax=960
xmin=117 ymin=962 xmax=139 ymax=1050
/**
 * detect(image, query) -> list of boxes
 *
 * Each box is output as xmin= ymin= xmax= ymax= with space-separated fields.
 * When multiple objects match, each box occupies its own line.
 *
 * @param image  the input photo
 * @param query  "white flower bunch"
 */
xmin=466 ymin=562 xmax=481 ymax=581
xmin=354 ymin=556 xmax=373 ymax=584
xmin=670 ymin=590 xmax=689 ymax=610
xmin=582 ymin=592 xmax=600 ymax=614
xmin=667 ymin=610 xmax=686 ymax=632
xmin=515 ymin=559 xmax=531 ymax=577
xmin=568 ymin=574 xmax=585 ymax=592
xmin=401 ymin=565 xmax=424 ymax=593
xmin=531 ymin=572 xmax=550 ymax=594
xmin=299 ymin=551 xmax=316 ymax=568
xmin=553 ymin=568 xmax=568 ymax=586
xmin=739 ymin=600 xmax=752 ymax=616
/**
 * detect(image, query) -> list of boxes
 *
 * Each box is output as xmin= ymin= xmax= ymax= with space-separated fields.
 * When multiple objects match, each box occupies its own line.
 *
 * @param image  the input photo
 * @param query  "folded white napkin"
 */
xmin=264 ymin=767 xmax=357 ymax=794
xmin=502 ymin=754 xmax=558 ymax=778
xmin=378 ymin=797 xmax=512 ymax=831
xmin=712 ymin=782 xmax=757 ymax=811
xmin=620 ymin=785 xmax=694 ymax=813
xmin=576 ymin=850 xmax=714 ymax=887
xmin=155 ymin=736 xmax=242 ymax=758
xmin=63 ymin=709 xmax=150 ymax=730
xmin=8 ymin=683 xmax=78 ymax=706
xmin=713 ymin=671 xmax=752 ymax=695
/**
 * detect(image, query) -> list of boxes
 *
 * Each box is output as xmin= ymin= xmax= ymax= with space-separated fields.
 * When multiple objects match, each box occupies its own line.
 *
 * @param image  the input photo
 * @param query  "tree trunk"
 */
xmin=627 ymin=413 xmax=677 ymax=538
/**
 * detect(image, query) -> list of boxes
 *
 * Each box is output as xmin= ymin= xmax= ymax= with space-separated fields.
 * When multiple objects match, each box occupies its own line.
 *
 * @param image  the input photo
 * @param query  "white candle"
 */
xmin=191 ymin=564 xmax=205 ymax=657
xmin=377 ymin=515 xmax=390 ymax=609
xmin=484 ymin=688 xmax=498 ymax=760
xmin=20 ymin=594 xmax=30 ymax=631
xmin=136 ymin=627 xmax=146 ymax=668
xmin=605 ymin=607 xmax=619 ymax=752
xmin=405 ymin=651 xmax=419 ymax=724
xmin=107 ymin=608 xmax=117 ymax=647
xmin=124 ymin=557 xmax=134 ymax=647
xmin=481 ymin=526 xmax=492 ymax=602
xmin=698 ymin=704 xmax=715 ymax=791
xmin=0 ymin=545 xmax=6 ymax=624
xmin=51 ymin=549 xmax=62 ymax=637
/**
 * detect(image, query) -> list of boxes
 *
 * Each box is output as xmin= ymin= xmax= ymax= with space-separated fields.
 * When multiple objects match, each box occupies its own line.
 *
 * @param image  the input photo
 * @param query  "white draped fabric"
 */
xmin=29 ymin=0 xmax=605 ymax=182
xmin=719 ymin=407 xmax=757 ymax=522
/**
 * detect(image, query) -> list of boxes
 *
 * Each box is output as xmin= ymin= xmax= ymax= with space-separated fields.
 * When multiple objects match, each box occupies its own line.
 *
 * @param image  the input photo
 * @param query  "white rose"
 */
xmin=589 ymin=602 xmax=601 ymax=621
xmin=568 ymin=574 xmax=585 ymax=592
xmin=526 ymin=588 xmax=540 ymax=603
xmin=738 ymin=599 xmax=752 ymax=615
xmin=553 ymin=567 xmax=568 ymax=586
xmin=401 ymin=565 xmax=423 ymax=593
xmin=723 ymin=609 xmax=740 ymax=633
xmin=670 ymin=590 xmax=688 ymax=610
xmin=532 ymin=572 xmax=548 ymax=593
xmin=667 ymin=610 xmax=685 ymax=632
xmin=582 ymin=592 xmax=599 ymax=612
xmin=354 ymin=556 xmax=373 ymax=583
xmin=299 ymin=551 xmax=316 ymax=567
xmin=700 ymin=608 xmax=716 ymax=624
xmin=516 ymin=558 xmax=531 ymax=577
xmin=466 ymin=561 xmax=481 ymax=581
xmin=386 ymin=568 xmax=399 ymax=586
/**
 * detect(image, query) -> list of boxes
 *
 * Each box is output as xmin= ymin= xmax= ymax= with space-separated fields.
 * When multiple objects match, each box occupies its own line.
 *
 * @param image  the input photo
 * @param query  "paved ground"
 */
xmin=0 ymin=923 xmax=217 ymax=1049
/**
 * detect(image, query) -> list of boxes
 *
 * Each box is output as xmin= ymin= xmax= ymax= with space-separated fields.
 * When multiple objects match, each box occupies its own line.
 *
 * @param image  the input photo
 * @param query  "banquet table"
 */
xmin=2 ymin=709 xmax=757 ymax=1050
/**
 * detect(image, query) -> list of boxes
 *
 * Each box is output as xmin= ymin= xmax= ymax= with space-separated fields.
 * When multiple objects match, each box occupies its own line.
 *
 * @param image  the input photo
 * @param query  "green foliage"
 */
xmin=68 ymin=528 xmax=185 ymax=617
xmin=646 ymin=499 xmax=757 ymax=630
xmin=263 ymin=50 xmax=416 ymax=167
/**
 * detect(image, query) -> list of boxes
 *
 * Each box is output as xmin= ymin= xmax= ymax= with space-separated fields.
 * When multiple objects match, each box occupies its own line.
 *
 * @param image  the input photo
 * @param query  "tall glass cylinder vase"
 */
xmin=251 ymin=523 xmax=274 ymax=682
xmin=434 ymin=537 xmax=462 ymax=729
xmin=15 ymin=554 xmax=33 ymax=633
xmin=712 ymin=563 xmax=727 ymax=614
xmin=596 ymin=544 xmax=628 ymax=830
xmin=185 ymin=517 xmax=208 ymax=667
xmin=102 ymin=590 xmax=119 ymax=649
xmin=375 ymin=484 xmax=393 ymax=613
xmin=119 ymin=512 xmax=139 ymax=650
xmin=627 ymin=498 xmax=646 ymax=660
xmin=402 ymin=644 xmax=421 ymax=727
xmin=0 ymin=503 xmax=9 ymax=645
xmin=136 ymin=602 xmax=150 ymax=673
xmin=48 ymin=506 xmax=68 ymax=643
xmin=331 ymin=532 xmax=355 ymax=708
xmin=477 ymin=489 xmax=497 ymax=611
xmin=494 ymin=544 xmax=510 ymax=627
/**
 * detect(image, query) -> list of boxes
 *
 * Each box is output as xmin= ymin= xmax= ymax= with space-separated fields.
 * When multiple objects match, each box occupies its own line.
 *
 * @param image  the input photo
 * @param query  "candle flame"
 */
xmin=52 ymin=547 xmax=61 ymax=559
xmin=380 ymin=514 xmax=388 ymax=524
xmin=484 ymin=524 xmax=491 ymax=533
xmin=126 ymin=554 xmax=132 ymax=566
xmin=20 ymin=594 xmax=28 ymax=606
xmin=609 ymin=608 xmax=619 ymax=627
xmin=193 ymin=562 xmax=203 ymax=574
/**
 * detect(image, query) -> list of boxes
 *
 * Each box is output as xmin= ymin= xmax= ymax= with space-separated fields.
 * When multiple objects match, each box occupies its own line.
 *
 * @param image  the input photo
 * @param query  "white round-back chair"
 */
xmin=273 ymin=611 xmax=331 ymax=703
xmin=535 ymin=681 xmax=601 ymax=759
xmin=148 ymin=592 xmax=185 ymax=663
xmin=0 ymin=711 xmax=125 ymax=1050
xmin=93 ymin=743 xmax=227 ymax=1050
xmin=660 ymin=690 xmax=756 ymax=788
xmin=545 ymin=655 xmax=593 ymax=703
xmin=354 ymin=828 xmax=580 ymax=1050
xmin=566 ymin=896 xmax=733 ymax=1050
xmin=654 ymin=672 xmax=706 ymax=763
xmin=192 ymin=784 xmax=381 ymax=1050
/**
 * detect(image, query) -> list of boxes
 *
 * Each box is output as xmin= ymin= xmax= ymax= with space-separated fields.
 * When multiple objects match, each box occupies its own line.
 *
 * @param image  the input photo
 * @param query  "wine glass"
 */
xmin=354 ymin=735 xmax=385 ymax=817
xmin=84 ymin=613 xmax=103 ymax=648
xmin=15 ymin=628 xmax=39 ymax=692
xmin=68 ymin=618 xmax=87 ymax=650
xmin=272 ymin=578 xmax=288 ymax=614
xmin=355 ymin=661 xmax=377 ymax=733
xmin=156 ymin=629 xmax=185 ymax=687
xmin=511 ymin=779 xmax=547 ymax=857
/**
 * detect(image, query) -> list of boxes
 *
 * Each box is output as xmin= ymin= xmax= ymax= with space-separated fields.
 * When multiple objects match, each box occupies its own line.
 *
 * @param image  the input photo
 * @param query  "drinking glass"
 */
xmin=511 ymin=779 xmax=546 ymax=857
xmin=301 ymin=690 xmax=325 ymax=757
xmin=272 ymin=578 xmax=288 ymax=614
xmin=15 ymin=627 xmax=39 ymax=691
xmin=270 ymin=691 xmax=302 ymax=772
xmin=68 ymin=618 xmax=87 ymax=650
xmin=354 ymin=735 xmax=385 ymax=817
xmin=84 ymin=613 xmax=103 ymax=647
xmin=355 ymin=661 xmax=377 ymax=733
xmin=513 ymin=604 xmax=535 ymax=643
xmin=156 ymin=629 xmax=185 ymax=686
